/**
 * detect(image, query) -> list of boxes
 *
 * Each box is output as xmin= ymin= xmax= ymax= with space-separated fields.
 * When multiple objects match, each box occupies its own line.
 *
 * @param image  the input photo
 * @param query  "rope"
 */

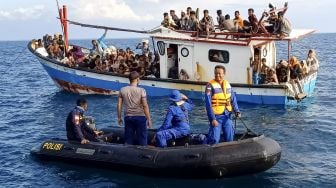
xmin=233 ymin=116 xmax=258 ymax=140
xmin=12 ymin=47 xmax=27 ymax=64
xmin=63 ymin=19 xmax=149 ymax=34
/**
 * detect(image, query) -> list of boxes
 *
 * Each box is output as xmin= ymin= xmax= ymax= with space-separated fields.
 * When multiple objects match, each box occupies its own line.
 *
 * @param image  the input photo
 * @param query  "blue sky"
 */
xmin=0 ymin=0 xmax=334 ymax=41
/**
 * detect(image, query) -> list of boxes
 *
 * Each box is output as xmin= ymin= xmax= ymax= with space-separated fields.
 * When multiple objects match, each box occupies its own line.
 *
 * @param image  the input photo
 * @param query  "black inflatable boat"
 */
xmin=31 ymin=127 xmax=281 ymax=178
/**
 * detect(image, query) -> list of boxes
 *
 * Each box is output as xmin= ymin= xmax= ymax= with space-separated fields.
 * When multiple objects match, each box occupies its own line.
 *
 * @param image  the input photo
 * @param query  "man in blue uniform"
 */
xmin=205 ymin=65 xmax=241 ymax=144
xmin=66 ymin=98 xmax=101 ymax=144
xmin=155 ymin=90 xmax=194 ymax=147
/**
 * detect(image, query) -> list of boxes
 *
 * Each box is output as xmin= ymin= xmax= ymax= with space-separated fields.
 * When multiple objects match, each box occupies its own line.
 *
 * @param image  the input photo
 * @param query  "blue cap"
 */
xmin=169 ymin=90 xmax=182 ymax=102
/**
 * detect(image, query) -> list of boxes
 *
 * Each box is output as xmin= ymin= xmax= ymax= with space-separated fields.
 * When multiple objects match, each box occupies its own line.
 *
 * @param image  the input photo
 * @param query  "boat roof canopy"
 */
xmin=250 ymin=29 xmax=316 ymax=42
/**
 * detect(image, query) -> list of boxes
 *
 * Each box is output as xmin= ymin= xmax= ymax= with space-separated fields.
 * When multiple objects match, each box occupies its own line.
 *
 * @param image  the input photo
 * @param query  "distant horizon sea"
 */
xmin=0 ymin=33 xmax=335 ymax=187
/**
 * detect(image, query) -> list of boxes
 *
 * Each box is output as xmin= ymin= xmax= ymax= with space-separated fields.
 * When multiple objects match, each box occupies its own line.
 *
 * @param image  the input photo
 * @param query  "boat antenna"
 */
xmin=55 ymin=0 xmax=65 ymax=37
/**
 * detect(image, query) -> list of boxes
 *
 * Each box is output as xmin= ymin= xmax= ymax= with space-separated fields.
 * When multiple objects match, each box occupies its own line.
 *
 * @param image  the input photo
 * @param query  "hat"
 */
xmin=169 ymin=90 xmax=182 ymax=102
xmin=142 ymin=39 xmax=149 ymax=44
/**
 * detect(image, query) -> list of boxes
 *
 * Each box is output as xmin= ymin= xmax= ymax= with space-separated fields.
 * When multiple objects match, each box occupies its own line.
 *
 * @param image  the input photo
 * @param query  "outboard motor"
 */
xmin=84 ymin=116 xmax=97 ymax=130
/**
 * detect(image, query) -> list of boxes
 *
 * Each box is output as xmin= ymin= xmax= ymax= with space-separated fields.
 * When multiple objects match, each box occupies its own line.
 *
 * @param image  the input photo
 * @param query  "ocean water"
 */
xmin=0 ymin=34 xmax=335 ymax=187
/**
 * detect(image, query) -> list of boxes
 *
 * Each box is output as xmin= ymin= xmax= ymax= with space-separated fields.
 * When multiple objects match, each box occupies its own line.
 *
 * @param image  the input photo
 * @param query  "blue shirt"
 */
xmin=158 ymin=99 xmax=194 ymax=131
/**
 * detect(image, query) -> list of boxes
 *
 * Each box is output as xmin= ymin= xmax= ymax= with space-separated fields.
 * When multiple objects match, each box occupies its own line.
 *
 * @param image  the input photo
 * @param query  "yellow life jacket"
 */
xmin=209 ymin=79 xmax=232 ymax=114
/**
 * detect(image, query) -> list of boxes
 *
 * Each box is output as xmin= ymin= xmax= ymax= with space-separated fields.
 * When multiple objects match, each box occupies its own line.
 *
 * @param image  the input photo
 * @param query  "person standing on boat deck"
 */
xmin=136 ymin=39 xmax=150 ymax=57
xmin=250 ymin=53 xmax=262 ymax=84
xmin=155 ymin=90 xmax=194 ymax=147
xmin=117 ymin=71 xmax=152 ymax=146
xmin=66 ymin=98 xmax=102 ymax=144
xmin=205 ymin=65 xmax=241 ymax=144
xmin=306 ymin=49 xmax=319 ymax=72
xmin=90 ymin=29 xmax=108 ymax=56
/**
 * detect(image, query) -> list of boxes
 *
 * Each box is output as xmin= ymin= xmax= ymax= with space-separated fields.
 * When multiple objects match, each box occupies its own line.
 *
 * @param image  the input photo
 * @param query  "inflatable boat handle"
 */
xmin=139 ymin=154 xmax=153 ymax=160
xmin=63 ymin=146 xmax=75 ymax=151
xmin=99 ymin=150 xmax=113 ymax=154
xmin=184 ymin=154 xmax=200 ymax=159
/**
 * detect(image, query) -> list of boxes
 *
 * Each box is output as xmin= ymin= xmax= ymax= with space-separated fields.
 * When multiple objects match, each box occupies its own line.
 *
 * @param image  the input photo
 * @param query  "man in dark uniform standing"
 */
xmin=66 ymin=98 xmax=101 ymax=144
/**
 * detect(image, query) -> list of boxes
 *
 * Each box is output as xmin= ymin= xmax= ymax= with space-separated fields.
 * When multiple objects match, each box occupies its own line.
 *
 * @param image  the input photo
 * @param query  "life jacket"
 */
xmin=209 ymin=79 xmax=232 ymax=114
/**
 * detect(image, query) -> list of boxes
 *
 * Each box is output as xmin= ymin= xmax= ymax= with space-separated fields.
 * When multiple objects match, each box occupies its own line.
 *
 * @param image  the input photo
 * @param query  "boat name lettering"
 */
xmin=42 ymin=142 xmax=63 ymax=151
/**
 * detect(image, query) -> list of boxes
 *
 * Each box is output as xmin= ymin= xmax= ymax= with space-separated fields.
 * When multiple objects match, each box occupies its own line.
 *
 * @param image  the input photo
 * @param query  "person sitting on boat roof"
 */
xmin=155 ymin=90 xmax=194 ymax=147
xmin=136 ymin=39 xmax=150 ymax=57
xmin=170 ymin=10 xmax=180 ymax=28
xmin=247 ymin=8 xmax=268 ymax=34
xmin=66 ymin=98 xmax=103 ymax=144
xmin=186 ymin=7 xmax=192 ymax=18
xmin=264 ymin=4 xmax=278 ymax=33
xmin=161 ymin=12 xmax=177 ymax=30
xmin=273 ymin=2 xmax=291 ymax=38
xmin=216 ymin=10 xmax=225 ymax=30
xmin=200 ymin=9 xmax=215 ymax=37
xmin=117 ymin=71 xmax=152 ymax=146
xmin=186 ymin=10 xmax=200 ymax=31
xmin=233 ymin=11 xmax=245 ymax=32
xmin=273 ymin=11 xmax=291 ymax=38
xmin=205 ymin=65 xmax=241 ymax=144
xmin=222 ymin=14 xmax=237 ymax=32
xmin=179 ymin=11 xmax=189 ymax=30
xmin=90 ymin=29 xmax=108 ymax=56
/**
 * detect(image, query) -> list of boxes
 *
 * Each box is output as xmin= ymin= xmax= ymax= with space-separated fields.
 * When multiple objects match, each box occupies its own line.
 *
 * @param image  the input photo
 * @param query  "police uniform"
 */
xmin=66 ymin=106 xmax=98 ymax=142
xmin=156 ymin=98 xmax=194 ymax=148
xmin=205 ymin=79 xmax=240 ymax=144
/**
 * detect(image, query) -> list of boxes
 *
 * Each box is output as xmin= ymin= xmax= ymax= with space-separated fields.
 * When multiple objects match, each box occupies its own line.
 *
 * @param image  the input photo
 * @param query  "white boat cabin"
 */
xmin=150 ymin=27 xmax=314 ymax=84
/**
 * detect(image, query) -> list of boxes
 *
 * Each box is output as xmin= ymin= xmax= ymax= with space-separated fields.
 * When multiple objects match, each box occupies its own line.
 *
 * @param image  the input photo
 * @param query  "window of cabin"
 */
xmin=157 ymin=41 xmax=165 ymax=56
xmin=208 ymin=49 xmax=229 ymax=63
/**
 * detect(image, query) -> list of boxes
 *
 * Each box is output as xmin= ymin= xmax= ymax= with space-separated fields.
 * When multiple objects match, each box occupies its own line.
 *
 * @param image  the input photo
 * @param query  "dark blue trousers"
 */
xmin=124 ymin=116 xmax=147 ymax=146
xmin=156 ymin=124 xmax=190 ymax=147
xmin=208 ymin=114 xmax=234 ymax=144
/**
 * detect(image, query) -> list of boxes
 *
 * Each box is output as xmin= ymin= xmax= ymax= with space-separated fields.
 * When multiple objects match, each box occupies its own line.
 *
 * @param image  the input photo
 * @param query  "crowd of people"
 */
xmin=161 ymin=2 xmax=292 ymax=38
xmin=32 ymin=32 xmax=161 ymax=79
xmin=250 ymin=49 xmax=319 ymax=85
xmin=67 ymin=66 xmax=241 ymax=147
